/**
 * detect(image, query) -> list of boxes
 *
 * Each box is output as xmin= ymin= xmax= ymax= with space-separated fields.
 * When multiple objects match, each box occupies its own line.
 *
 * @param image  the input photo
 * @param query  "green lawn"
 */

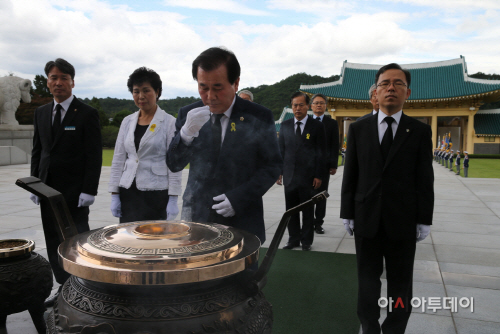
xmin=104 ymin=150 xmax=498 ymax=178
xmin=103 ymin=148 xmax=114 ymax=166
xmin=336 ymin=155 xmax=500 ymax=178
xmin=102 ymin=149 xmax=189 ymax=169
xmin=458 ymin=158 xmax=500 ymax=178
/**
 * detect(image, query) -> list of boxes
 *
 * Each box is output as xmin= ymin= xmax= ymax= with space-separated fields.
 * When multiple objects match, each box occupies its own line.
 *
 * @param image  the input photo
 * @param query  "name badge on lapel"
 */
xmin=65 ymin=126 xmax=76 ymax=131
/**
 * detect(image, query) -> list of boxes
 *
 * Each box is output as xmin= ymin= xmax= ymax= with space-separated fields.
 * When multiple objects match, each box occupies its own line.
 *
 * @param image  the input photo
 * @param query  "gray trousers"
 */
xmin=456 ymin=166 xmax=460 ymax=175
xmin=464 ymin=167 xmax=468 ymax=177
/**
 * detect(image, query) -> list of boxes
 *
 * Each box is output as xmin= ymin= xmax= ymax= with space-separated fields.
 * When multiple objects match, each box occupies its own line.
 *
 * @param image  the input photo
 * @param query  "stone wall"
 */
xmin=0 ymin=126 xmax=34 ymax=166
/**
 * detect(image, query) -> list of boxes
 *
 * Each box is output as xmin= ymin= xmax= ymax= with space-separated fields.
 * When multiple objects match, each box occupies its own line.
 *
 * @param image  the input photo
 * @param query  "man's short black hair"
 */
xmin=192 ymin=47 xmax=240 ymax=84
xmin=375 ymin=63 xmax=411 ymax=88
xmin=44 ymin=58 xmax=75 ymax=80
xmin=290 ymin=91 xmax=310 ymax=105
xmin=311 ymin=93 xmax=327 ymax=104
xmin=127 ymin=67 xmax=162 ymax=100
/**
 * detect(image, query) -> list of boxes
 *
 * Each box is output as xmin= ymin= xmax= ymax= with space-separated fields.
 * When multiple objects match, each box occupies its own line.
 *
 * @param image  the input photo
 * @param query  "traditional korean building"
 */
xmin=296 ymin=56 xmax=500 ymax=154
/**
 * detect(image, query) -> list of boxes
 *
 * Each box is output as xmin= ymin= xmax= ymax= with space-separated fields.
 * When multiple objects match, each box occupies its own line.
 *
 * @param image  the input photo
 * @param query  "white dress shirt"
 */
xmin=294 ymin=114 xmax=308 ymax=133
xmin=378 ymin=110 xmax=402 ymax=144
xmin=52 ymin=95 xmax=74 ymax=124
xmin=211 ymin=96 xmax=236 ymax=145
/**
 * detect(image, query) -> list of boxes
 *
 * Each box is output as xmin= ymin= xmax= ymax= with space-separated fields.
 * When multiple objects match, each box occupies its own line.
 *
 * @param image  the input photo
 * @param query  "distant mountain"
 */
xmin=80 ymin=96 xmax=201 ymax=118
xmin=81 ymin=72 xmax=340 ymax=120
xmin=240 ymin=72 xmax=340 ymax=120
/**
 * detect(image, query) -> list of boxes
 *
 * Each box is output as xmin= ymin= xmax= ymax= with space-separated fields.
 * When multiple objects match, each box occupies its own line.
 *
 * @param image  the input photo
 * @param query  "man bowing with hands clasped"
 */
xmin=341 ymin=63 xmax=434 ymax=334
xmin=167 ymin=47 xmax=282 ymax=243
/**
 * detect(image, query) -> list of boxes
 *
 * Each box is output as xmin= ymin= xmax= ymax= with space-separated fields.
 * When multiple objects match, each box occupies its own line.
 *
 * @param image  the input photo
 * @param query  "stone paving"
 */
xmin=1 ymin=162 xmax=499 ymax=333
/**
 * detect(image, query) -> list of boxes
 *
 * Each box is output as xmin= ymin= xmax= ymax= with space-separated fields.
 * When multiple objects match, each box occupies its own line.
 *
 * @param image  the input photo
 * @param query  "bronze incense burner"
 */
xmin=16 ymin=177 xmax=327 ymax=334
xmin=0 ymin=238 xmax=53 ymax=334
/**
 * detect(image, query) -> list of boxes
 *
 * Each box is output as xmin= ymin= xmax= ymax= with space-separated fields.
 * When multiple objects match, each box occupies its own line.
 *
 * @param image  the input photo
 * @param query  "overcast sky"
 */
xmin=2 ymin=0 xmax=500 ymax=100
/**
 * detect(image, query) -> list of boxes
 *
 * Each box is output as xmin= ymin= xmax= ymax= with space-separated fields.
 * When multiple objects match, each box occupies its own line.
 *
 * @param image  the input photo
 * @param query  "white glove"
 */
xmin=30 ymin=194 xmax=40 ymax=205
xmin=166 ymin=195 xmax=179 ymax=220
xmin=212 ymin=194 xmax=235 ymax=218
xmin=343 ymin=219 xmax=354 ymax=236
xmin=110 ymin=194 xmax=122 ymax=217
xmin=78 ymin=193 xmax=95 ymax=207
xmin=416 ymin=224 xmax=431 ymax=242
xmin=180 ymin=105 xmax=210 ymax=138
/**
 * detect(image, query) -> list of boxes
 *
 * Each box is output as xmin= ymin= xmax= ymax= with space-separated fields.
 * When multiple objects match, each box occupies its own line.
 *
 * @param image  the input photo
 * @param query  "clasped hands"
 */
xmin=342 ymin=219 xmax=431 ymax=242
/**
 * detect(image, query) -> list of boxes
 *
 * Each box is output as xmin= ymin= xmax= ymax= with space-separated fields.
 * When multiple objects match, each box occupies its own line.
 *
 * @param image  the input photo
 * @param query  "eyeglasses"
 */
xmin=377 ymin=81 xmax=407 ymax=89
xmin=311 ymin=102 xmax=326 ymax=105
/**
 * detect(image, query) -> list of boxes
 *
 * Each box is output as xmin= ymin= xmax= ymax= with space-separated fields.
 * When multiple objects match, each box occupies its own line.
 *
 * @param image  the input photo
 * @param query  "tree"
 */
xmin=111 ymin=109 xmax=134 ymax=127
xmin=89 ymin=97 xmax=109 ymax=127
xmin=33 ymin=74 xmax=51 ymax=97
xmin=101 ymin=125 xmax=120 ymax=147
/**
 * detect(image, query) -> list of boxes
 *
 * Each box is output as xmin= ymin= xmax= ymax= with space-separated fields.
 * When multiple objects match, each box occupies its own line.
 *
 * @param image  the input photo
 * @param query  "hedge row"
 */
xmin=466 ymin=154 xmax=500 ymax=159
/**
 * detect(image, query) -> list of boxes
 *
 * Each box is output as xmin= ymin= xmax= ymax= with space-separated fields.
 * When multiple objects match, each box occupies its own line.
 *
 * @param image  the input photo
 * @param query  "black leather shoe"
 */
xmin=314 ymin=226 xmax=325 ymax=234
xmin=283 ymin=242 xmax=300 ymax=250
xmin=302 ymin=245 xmax=312 ymax=251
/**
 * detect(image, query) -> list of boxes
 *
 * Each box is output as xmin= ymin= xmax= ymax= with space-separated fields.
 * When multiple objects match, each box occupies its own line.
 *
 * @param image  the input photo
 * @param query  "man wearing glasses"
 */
xmin=310 ymin=93 xmax=339 ymax=234
xmin=341 ymin=63 xmax=434 ymax=334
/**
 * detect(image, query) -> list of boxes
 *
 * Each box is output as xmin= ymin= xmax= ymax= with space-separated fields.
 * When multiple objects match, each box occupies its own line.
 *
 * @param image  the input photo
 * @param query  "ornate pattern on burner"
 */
xmin=87 ymin=223 xmax=234 ymax=255
xmin=62 ymin=276 xmax=248 ymax=321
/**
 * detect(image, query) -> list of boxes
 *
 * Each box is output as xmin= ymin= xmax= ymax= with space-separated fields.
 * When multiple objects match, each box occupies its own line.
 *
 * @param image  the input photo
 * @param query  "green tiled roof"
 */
xmin=300 ymin=57 xmax=500 ymax=102
xmin=475 ymin=112 xmax=500 ymax=136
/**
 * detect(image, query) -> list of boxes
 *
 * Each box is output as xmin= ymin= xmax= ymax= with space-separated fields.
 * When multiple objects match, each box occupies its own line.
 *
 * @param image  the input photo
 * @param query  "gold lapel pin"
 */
xmin=240 ymin=117 xmax=244 ymax=121
xmin=406 ymin=129 xmax=410 ymax=132
xmin=74 ymin=109 xmax=77 ymax=111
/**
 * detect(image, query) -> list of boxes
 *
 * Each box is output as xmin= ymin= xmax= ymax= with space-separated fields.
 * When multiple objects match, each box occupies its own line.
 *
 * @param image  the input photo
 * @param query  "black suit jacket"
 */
xmin=278 ymin=116 xmax=326 ymax=187
xmin=358 ymin=111 xmax=377 ymax=121
xmin=167 ymin=96 xmax=282 ymax=242
xmin=31 ymin=97 xmax=102 ymax=209
xmin=318 ymin=115 xmax=339 ymax=172
xmin=340 ymin=112 xmax=434 ymax=240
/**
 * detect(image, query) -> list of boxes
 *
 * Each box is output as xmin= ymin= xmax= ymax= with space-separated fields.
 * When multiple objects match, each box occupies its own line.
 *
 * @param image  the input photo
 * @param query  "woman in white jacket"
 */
xmin=108 ymin=67 xmax=181 ymax=223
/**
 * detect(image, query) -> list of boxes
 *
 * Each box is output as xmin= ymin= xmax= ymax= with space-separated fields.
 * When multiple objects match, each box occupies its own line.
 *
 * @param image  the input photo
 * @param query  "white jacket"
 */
xmin=108 ymin=106 xmax=181 ymax=194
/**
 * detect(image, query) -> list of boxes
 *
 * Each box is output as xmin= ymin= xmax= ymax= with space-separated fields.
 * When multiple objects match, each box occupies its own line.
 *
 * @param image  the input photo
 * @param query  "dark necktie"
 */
xmin=295 ymin=121 xmax=302 ymax=143
xmin=212 ymin=114 xmax=223 ymax=157
xmin=52 ymin=104 xmax=62 ymax=139
xmin=380 ymin=116 xmax=395 ymax=162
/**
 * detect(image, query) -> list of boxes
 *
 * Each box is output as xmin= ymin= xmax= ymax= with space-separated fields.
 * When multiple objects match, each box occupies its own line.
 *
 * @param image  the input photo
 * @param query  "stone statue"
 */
xmin=0 ymin=76 xmax=32 ymax=125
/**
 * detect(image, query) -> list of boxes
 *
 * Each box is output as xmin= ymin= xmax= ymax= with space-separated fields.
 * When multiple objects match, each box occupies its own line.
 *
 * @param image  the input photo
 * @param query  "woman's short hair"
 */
xmin=127 ymin=67 xmax=162 ymax=100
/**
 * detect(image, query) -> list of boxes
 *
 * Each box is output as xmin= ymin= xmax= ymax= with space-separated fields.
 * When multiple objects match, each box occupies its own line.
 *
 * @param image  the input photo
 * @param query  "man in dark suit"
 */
xmin=167 ymin=47 xmax=282 ymax=243
xmin=30 ymin=58 xmax=102 ymax=305
xmin=358 ymin=84 xmax=379 ymax=121
xmin=340 ymin=63 xmax=434 ymax=334
xmin=310 ymin=93 xmax=339 ymax=234
xmin=277 ymin=92 xmax=326 ymax=251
